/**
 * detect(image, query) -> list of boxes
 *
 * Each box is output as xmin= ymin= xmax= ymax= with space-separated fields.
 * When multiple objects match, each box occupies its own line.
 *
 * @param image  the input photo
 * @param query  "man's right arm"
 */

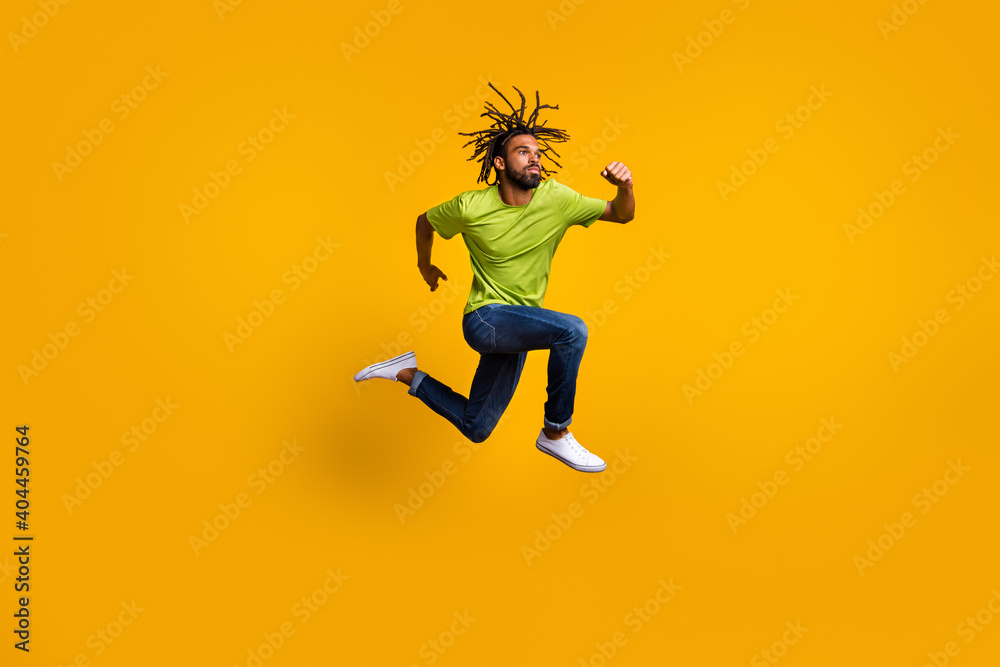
xmin=416 ymin=212 xmax=448 ymax=292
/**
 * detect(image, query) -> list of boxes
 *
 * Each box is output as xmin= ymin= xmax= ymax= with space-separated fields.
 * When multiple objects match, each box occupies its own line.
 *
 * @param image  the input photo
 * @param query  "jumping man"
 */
xmin=353 ymin=83 xmax=635 ymax=472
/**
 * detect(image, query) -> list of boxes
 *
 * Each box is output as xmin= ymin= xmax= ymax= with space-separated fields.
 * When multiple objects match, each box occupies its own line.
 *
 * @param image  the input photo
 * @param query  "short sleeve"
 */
xmin=550 ymin=179 xmax=607 ymax=228
xmin=425 ymin=193 xmax=466 ymax=240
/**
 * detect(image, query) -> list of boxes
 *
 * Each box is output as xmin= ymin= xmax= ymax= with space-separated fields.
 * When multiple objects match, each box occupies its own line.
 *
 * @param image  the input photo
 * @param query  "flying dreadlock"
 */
xmin=459 ymin=83 xmax=571 ymax=186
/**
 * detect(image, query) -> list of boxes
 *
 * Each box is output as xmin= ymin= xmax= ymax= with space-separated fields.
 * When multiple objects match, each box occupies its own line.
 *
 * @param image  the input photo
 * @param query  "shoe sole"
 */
xmin=535 ymin=443 xmax=607 ymax=473
xmin=353 ymin=351 xmax=416 ymax=382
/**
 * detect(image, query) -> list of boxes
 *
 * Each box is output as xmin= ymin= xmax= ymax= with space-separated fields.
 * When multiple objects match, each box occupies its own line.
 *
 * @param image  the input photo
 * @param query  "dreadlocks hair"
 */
xmin=458 ymin=83 xmax=571 ymax=186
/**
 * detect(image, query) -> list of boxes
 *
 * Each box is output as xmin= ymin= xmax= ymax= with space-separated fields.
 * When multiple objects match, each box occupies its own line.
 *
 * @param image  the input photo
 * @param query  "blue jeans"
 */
xmin=408 ymin=304 xmax=588 ymax=443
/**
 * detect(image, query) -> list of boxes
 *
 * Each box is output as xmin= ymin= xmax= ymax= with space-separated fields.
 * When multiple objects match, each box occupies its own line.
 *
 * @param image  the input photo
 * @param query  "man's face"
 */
xmin=496 ymin=134 xmax=542 ymax=189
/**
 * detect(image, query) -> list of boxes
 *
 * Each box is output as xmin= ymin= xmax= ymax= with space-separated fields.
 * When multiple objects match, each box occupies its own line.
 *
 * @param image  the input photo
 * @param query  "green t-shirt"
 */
xmin=426 ymin=178 xmax=607 ymax=314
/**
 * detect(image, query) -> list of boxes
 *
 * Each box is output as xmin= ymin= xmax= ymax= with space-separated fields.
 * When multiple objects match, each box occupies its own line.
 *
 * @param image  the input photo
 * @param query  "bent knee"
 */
xmin=468 ymin=427 xmax=493 ymax=444
xmin=566 ymin=315 xmax=588 ymax=342
xmin=467 ymin=416 xmax=501 ymax=443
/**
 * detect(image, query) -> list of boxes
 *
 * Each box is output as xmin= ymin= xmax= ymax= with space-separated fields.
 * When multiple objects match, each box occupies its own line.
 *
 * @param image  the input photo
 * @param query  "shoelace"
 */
xmin=563 ymin=434 xmax=594 ymax=460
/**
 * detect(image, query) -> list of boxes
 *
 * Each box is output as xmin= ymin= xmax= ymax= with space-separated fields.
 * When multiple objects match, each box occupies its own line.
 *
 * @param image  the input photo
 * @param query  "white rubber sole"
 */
xmin=535 ymin=442 xmax=607 ymax=473
xmin=353 ymin=351 xmax=416 ymax=382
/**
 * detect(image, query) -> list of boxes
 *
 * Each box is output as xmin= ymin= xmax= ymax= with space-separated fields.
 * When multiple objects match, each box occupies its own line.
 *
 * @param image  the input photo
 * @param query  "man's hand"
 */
xmin=598 ymin=161 xmax=635 ymax=223
xmin=419 ymin=263 xmax=448 ymax=292
xmin=415 ymin=213 xmax=445 ymax=290
xmin=601 ymin=161 xmax=633 ymax=188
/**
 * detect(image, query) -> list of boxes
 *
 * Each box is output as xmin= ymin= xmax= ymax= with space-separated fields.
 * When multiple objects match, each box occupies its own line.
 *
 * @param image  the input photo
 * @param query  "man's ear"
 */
xmin=493 ymin=155 xmax=505 ymax=173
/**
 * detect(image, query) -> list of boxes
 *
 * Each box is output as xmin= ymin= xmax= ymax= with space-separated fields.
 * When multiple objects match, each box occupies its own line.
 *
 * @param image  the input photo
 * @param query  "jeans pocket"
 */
xmin=463 ymin=307 xmax=497 ymax=354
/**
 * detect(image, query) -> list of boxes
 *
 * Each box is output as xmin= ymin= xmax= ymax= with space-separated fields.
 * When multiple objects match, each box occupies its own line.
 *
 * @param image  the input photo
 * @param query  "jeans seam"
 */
xmin=407 ymin=370 xmax=428 ymax=396
xmin=414 ymin=377 xmax=466 ymax=425
xmin=544 ymin=415 xmax=572 ymax=430
xmin=413 ymin=358 xmax=514 ymax=437
xmin=474 ymin=308 xmax=496 ymax=353
xmin=467 ymin=354 xmax=516 ymax=432
xmin=491 ymin=304 xmax=583 ymax=331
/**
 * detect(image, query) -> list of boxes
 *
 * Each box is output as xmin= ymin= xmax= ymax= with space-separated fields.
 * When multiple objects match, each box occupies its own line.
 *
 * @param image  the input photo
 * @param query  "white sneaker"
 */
xmin=535 ymin=430 xmax=606 ymax=473
xmin=353 ymin=351 xmax=417 ymax=382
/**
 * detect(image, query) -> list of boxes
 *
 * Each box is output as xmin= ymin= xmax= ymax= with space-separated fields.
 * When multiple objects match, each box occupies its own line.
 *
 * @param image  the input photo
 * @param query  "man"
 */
xmin=354 ymin=84 xmax=634 ymax=472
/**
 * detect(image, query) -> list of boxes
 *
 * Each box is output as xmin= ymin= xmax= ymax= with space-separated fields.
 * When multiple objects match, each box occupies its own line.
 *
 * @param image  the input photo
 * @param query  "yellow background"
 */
xmin=3 ymin=0 xmax=998 ymax=664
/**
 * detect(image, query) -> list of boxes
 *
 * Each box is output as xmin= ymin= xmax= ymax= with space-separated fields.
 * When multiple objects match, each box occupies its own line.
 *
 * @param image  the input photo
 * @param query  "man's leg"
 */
xmin=472 ymin=304 xmax=605 ymax=472
xmin=403 ymin=351 xmax=526 ymax=443
xmin=353 ymin=304 xmax=603 ymax=470
xmin=477 ymin=304 xmax=588 ymax=437
xmin=401 ymin=301 xmax=588 ymax=444
xmin=353 ymin=310 xmax=524 ymax=443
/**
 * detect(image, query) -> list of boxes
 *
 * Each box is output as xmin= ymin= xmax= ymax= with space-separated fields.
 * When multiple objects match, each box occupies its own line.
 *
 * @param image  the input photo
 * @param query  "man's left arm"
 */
xmin=598 ymin=161 xmax=634 ymax=224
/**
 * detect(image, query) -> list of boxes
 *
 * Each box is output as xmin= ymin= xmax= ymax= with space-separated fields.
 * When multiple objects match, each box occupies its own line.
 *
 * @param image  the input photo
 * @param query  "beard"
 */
xmin=506 ymin=166 xmax=541 ymax=190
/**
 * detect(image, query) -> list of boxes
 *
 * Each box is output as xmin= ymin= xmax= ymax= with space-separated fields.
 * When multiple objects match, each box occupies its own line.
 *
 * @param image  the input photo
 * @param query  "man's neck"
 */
xmin=497 ymin=178 xmax=535 ymax=207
